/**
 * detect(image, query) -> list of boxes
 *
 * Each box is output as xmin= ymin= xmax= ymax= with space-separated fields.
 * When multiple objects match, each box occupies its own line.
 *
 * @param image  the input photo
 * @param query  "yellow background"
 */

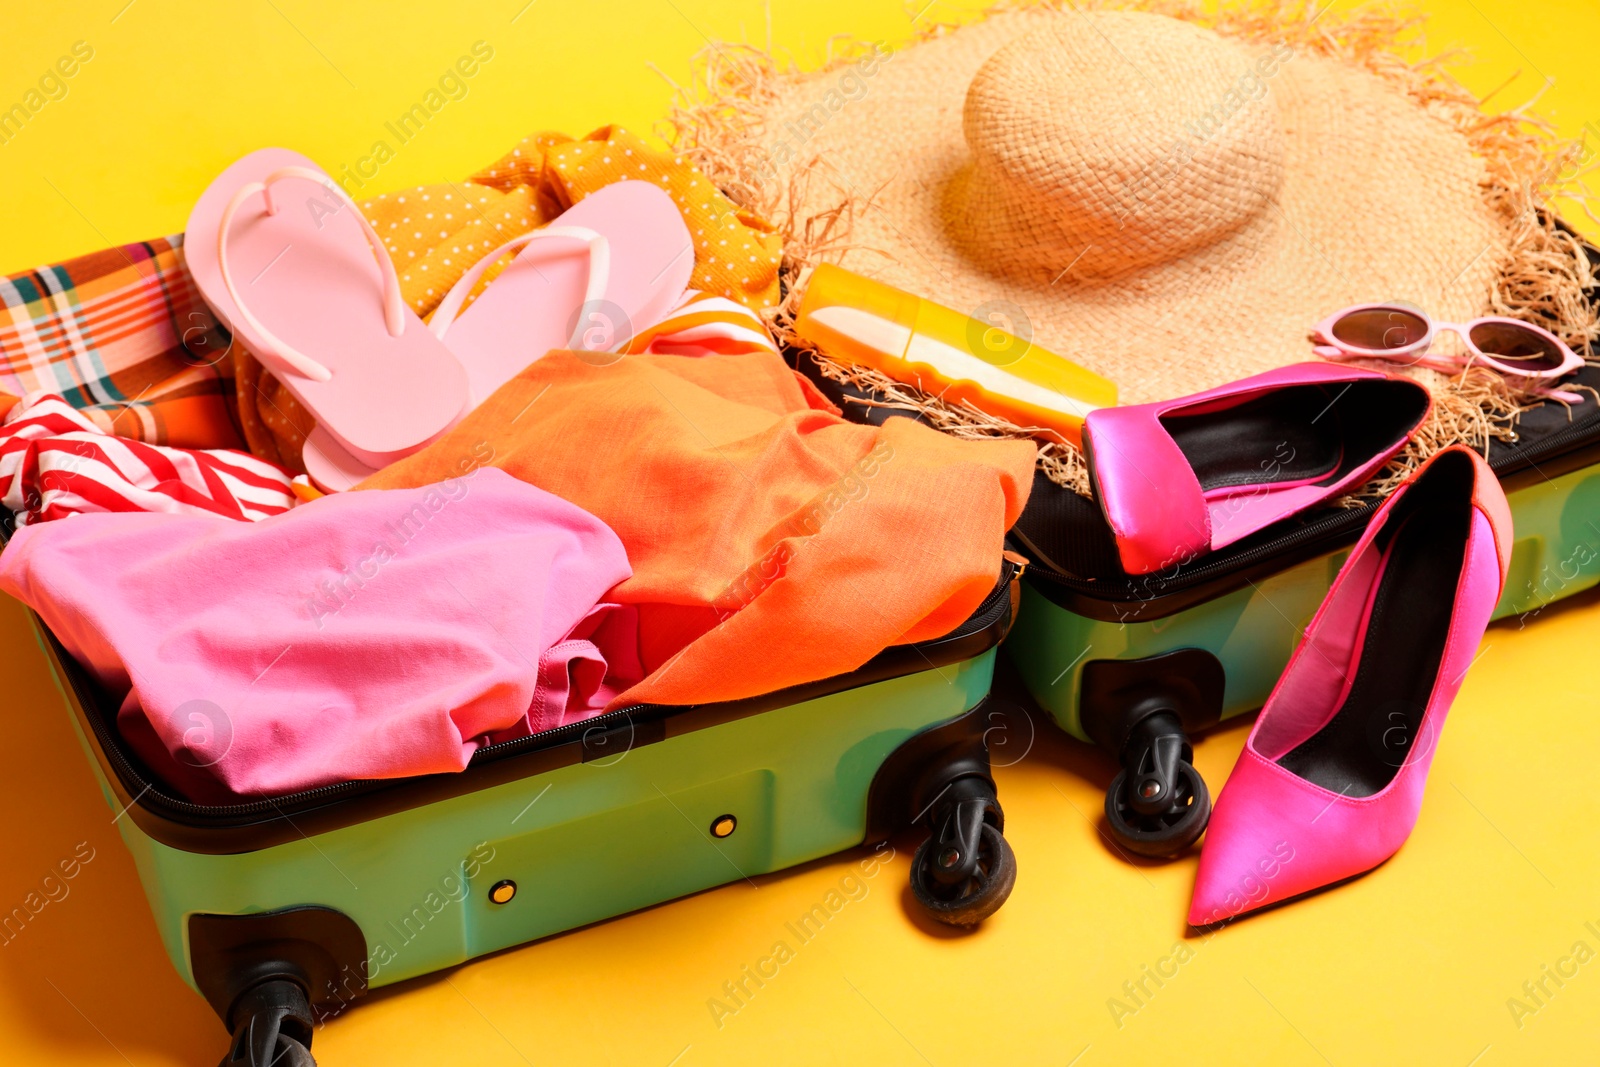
xmin=3 ymin=1 xmax=1599 ymax=1064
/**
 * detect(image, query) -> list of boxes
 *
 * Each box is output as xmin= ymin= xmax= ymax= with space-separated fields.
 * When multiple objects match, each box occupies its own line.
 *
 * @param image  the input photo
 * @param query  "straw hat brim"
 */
xmin=744 ymin=7 xmax=1503 ymax=406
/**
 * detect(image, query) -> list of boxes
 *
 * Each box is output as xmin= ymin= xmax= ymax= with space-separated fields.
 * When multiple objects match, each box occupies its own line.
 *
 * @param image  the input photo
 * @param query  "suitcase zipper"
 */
xmin=1487 ymin=409 xmax=1600 ymax=478
xmin=1023 ymin=504 xmax=1374 ymax=596
xmin=67 ymin=559 xmax=1018 ymax=823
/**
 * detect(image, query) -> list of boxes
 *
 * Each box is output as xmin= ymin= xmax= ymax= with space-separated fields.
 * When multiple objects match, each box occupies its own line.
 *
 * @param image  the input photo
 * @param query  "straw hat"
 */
xmin=757 ymin=6 xmax=1512 ymax=406
xmin=671 ymin=1 xmax=1597 ymax=484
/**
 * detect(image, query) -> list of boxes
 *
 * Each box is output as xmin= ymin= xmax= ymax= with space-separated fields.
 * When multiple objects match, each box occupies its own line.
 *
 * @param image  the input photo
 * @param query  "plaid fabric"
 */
xmin=0 ymin=235 xmax=244 ymax=451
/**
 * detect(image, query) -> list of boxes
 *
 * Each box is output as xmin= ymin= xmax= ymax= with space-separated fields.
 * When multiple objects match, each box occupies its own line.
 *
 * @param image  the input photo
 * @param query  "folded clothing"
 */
xmin=358 ymin=350 xmax=1036 ymax=707
xmin=1 ymin=391 xmax=294 ymax=525
xmin=0 ymin=468 xmax=638 ymax=801
xmin=0 ymin=237 xmax=243 ymax=451
xmin=620 ymin=290 xmax=779 ymax=358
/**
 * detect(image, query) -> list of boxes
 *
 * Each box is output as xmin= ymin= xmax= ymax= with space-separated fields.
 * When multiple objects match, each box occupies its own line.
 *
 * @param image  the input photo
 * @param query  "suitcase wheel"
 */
xmin=1103 ymin=711 xmax=1211 ymax=858
xmin=909 ymin=776 xmax=1017 ymax=926
xmin=1078 ymin=649 xmax=1223 ymax=860
xmin=219 ymin=979 xmax=317 ymax=1067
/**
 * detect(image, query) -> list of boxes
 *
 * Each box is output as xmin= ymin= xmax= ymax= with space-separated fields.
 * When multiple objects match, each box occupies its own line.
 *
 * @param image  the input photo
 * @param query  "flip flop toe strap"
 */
xmin=217 ymin=166 xmax=406 ymax=382
xmin=429 ymin=226 xmax=612 ymax=349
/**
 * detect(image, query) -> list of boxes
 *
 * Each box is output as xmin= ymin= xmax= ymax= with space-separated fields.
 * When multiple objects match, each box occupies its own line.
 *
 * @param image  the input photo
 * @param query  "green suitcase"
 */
xmin=25 ymin=559 xmax=1021 ymax=1066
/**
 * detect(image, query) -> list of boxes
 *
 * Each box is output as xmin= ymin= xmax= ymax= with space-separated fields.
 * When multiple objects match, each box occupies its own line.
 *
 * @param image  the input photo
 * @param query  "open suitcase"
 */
xmin=799 ymin=261 xmax=1600 ymax=858
xmin=21 ymin=546 xmax=1021 ymax=1066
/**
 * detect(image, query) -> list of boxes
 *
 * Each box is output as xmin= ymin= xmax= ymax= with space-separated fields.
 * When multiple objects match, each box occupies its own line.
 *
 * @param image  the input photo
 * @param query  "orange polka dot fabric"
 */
xmin=365 ymin=184 xmax=543 ymax=320
xmin=481 ymin=125 xmax=784 ymax=313
xmin=234 ymin=127 xmax=784 ymax=471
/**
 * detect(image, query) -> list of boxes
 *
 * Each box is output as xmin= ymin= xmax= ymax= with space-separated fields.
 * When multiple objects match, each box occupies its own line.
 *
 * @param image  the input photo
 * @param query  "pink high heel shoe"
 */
xmin=1187 ymin=445 xmax=1511 ymax=925
xmin=1082 ymin=363 xmax=1432 ymax=575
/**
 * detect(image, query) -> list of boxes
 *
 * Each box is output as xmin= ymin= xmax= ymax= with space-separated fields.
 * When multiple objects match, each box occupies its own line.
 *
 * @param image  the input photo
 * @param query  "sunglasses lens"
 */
xmin=1467 ymin=321 xmax=1568 ymax=371
xmin=1331 ymin=308 xmax=1429 ymax=352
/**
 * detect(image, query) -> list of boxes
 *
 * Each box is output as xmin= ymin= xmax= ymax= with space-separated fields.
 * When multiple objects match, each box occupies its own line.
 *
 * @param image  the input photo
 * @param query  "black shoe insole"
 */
xmin=1277 ymin=491 xmax=1472 ymax=796
xmin=1160 ymin=386 xmax=1343 ymax=493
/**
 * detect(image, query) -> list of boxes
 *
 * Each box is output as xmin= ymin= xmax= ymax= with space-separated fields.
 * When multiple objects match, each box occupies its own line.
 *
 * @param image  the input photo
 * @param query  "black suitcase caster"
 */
xmin=192 ymin=906 xmax=367 ymax=1067
xmin=219 ymin=979 xmax=316 ymax=1067
xmin=1081 ymin=648 xmax=1224 ymax=858
xmin=1103 ymin=711 xmax=1211 ymax=857
xmin=909 ymin=776 xmax=1015 ymax=925
xmin=868 ymin=699 xmax=1017 ymax=925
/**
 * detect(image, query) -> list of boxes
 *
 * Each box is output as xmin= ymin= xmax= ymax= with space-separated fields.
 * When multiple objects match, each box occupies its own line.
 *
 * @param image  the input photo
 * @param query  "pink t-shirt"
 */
xmin=0 ymin=468 xmax=638 ymax=802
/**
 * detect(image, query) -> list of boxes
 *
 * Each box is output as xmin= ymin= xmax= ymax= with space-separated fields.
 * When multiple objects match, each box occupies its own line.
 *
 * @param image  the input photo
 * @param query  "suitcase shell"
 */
xmin=24 ymin=558 xmax=1020 ymax=1051
xmin=1009 ymin=442 xmax=1600 ymax=729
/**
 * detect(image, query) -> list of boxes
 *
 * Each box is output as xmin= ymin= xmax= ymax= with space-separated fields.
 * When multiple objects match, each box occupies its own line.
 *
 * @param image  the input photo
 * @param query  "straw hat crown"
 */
xmin=957 ymin=13 xmax=1286 ymax=281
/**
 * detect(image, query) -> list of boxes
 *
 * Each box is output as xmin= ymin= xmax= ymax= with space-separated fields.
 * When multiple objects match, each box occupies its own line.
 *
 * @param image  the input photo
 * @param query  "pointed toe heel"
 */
xmin=1189 ymin=445 xmax=1512 ymax=923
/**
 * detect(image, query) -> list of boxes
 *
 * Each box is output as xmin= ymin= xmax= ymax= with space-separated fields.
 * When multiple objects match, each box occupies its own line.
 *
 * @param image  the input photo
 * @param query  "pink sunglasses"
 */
xmin=1311 ymin=303 xmax=1585 ymax=404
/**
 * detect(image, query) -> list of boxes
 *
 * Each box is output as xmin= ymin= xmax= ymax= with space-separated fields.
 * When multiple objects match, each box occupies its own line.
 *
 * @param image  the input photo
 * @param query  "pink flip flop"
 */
xmin=435 ymin=180 xmax=693 ymax=405
xmin=302 ymin=180 xmax=694 ymax=490
xmin=186 ymin=148 xmax=469 ymax=469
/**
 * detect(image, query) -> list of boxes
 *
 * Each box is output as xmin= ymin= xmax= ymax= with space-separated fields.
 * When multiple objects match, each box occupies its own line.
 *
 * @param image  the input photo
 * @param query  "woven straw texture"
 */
xmin=748 ymin=7 xmax=1501 ymax=406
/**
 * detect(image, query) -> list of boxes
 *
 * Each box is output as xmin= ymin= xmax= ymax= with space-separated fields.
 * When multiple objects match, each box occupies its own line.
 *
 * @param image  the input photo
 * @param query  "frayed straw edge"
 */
xmin=1342 ymin=366 xmax=1528 ymax=503
xmin=661 ymin=0 xmax=1600 ymax=498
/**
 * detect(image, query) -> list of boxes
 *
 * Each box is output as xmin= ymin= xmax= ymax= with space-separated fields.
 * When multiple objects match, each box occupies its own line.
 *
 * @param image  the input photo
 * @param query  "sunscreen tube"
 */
xmin=794 ymin=264 xmax=1116 ymax=444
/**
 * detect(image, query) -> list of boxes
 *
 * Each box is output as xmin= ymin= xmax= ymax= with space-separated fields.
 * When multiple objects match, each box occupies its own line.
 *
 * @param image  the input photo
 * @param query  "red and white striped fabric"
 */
xmin=1 ymin=392 xmax=296 ymax=526
xmin=619 ymin=290 xmax=780 ymax=357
